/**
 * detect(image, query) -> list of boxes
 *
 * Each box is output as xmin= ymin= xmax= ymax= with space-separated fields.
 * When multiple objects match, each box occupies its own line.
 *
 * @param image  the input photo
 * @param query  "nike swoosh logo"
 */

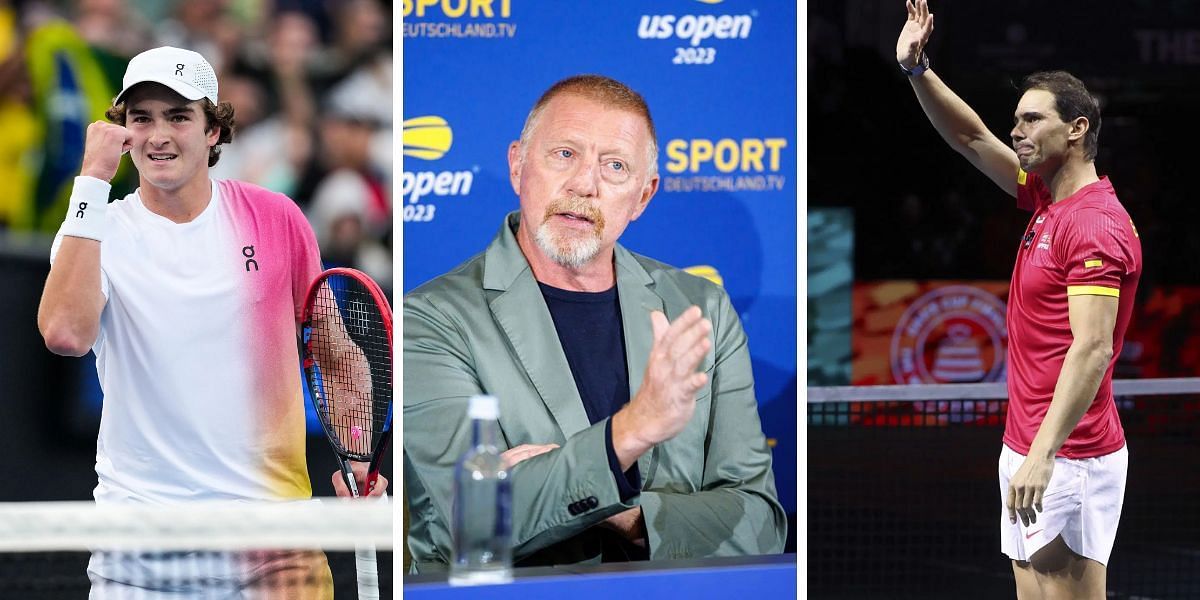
xmin=1025 ymin=529 xmax=1043 ymax=540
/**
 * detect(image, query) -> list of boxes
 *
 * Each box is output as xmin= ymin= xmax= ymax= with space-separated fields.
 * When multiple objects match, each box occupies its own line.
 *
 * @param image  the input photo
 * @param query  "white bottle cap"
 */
xmin=467 ymin=395 xmax=500 ymax=420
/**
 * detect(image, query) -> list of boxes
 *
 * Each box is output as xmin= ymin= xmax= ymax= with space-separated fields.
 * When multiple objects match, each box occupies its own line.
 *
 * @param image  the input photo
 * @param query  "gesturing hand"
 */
xmin=1007 ymin=455 xmax=1055 ymax=527
xmin=621 ymin=306 xmax=711 ymax=449
xmin=896 ymin=0 xmax=935 ymax=68
xmin=80 ymin=121 xmax=133 ymax=182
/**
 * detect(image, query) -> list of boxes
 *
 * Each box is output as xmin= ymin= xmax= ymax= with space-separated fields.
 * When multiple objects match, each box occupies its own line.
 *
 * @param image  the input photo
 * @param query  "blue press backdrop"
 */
xmin=401 ymin=0 xmax=797 ymax=519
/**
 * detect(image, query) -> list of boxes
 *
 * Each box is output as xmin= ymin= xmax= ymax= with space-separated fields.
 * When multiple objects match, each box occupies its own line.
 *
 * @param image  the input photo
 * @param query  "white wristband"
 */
xmin=60 ymin=176 xmax=112 ymax=242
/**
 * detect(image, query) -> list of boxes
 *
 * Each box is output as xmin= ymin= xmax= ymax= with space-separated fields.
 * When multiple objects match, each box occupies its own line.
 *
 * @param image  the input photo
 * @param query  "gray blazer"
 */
xmin=403 ymin=211 xmax=786 ymax=571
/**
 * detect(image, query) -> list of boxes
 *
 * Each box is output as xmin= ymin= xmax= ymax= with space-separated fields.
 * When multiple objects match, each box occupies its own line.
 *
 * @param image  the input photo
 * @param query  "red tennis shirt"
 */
xmin=1003 ymin=170 xmax=1142 ymax=459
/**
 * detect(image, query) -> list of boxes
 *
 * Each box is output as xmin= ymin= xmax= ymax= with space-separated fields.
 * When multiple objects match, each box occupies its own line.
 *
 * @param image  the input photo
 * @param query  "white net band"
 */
xmin=806 ymin=377 xmax=1200 ymax=403
xmin=0 ymin=499 xmax=392 ymax=552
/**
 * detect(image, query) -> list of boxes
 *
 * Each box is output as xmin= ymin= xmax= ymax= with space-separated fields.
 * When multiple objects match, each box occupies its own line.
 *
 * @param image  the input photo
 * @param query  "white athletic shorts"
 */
xmin=998 ymin=443 xmax=1128 ymax=566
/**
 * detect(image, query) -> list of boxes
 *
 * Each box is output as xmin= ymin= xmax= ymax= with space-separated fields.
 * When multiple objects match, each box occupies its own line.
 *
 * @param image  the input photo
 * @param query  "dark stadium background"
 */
xmin=809 ymin=1 xmax=1200 ymax=597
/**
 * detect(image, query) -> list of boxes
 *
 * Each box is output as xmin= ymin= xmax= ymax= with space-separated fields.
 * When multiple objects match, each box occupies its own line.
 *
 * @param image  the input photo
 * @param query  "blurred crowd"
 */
xmin=0 ymin=0 xmax=392 ymax=290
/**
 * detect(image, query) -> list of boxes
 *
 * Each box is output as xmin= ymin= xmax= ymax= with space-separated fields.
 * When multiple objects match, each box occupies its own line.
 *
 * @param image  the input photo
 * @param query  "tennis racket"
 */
xmin=300 ymin=267 xmax=393 ymax=600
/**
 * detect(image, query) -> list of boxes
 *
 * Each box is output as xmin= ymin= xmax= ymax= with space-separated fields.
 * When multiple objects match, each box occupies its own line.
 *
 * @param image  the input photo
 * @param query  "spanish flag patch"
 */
xmin=1084 ymin=259 xmax=1103 ymax=269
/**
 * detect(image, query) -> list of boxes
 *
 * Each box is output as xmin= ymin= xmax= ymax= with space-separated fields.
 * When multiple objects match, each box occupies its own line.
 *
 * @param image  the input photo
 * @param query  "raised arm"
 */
xmin=897 ymin=0 xmax=1019 ymax=198
xmin=37 ymin=121 xmax=127 ymax=356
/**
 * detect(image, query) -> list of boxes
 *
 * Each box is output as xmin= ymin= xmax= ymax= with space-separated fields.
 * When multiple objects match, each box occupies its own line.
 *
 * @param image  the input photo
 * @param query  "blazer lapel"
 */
xmin=485 ymin=213 xmax=591 ymax=439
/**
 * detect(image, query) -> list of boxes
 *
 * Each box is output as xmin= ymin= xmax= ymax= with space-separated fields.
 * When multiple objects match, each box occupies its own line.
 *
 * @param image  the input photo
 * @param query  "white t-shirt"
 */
xmin=52 ymin=178 xmax=323 ymax=504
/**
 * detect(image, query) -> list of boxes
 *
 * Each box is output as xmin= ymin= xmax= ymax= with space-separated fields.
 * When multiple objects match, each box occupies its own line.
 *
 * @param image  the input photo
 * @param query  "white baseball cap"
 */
xmin=115 ymin=46 xmax=219 ymax=106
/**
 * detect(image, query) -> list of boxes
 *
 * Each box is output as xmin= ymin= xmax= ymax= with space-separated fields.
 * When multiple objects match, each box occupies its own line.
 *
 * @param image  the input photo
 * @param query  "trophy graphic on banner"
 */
xmin=931 ymin=324 xmax=985 ymax=383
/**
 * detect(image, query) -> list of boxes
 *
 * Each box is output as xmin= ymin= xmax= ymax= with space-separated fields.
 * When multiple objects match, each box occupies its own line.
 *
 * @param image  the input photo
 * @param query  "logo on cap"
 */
xmin=116 ymin=46 xmax=218 ymax=106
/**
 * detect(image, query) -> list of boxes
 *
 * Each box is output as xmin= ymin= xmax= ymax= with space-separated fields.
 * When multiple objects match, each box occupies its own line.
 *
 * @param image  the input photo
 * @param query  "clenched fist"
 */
xmin=80 ymin=121 xmax=133 ymax=182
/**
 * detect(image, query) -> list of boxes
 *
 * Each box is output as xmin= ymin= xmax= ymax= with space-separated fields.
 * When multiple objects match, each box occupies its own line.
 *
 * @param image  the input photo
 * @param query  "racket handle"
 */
xmin=340 ymin=460 xmax=360 ymax=497
xmin=365 ymin=429 xmax=392 ymax=495
xmin=355 ymin=543 xmax=379 ymax=600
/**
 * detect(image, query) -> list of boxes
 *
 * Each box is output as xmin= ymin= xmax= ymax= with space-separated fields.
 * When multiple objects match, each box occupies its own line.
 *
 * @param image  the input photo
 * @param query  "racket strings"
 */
xmin=307 ymin=276 xmax=392 ymax=459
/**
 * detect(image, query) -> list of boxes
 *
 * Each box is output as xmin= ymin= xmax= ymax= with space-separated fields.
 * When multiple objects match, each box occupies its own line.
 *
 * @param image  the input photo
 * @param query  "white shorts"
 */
xmin=998 ymin=443 xmax=1128 ymax=566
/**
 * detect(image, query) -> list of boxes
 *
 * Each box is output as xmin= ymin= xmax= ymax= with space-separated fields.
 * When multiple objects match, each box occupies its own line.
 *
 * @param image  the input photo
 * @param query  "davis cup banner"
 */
xmin=402 ymin=0 xmax=798 ymax=515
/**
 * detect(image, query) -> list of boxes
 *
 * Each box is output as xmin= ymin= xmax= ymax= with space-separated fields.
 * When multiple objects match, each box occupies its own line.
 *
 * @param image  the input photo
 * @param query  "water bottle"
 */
xmin=449 ymin=395 xmax=513 ymax=586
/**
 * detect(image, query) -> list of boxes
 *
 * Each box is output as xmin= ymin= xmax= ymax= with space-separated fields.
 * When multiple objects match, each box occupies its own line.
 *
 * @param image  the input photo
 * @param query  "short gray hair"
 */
xmin=518 ymin=74 xmax=658 ymax=177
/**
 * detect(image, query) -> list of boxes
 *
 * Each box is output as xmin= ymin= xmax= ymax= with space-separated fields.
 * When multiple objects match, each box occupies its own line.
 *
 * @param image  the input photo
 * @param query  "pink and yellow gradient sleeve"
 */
xmin=223 ymin=180 xmax=324 ymax=498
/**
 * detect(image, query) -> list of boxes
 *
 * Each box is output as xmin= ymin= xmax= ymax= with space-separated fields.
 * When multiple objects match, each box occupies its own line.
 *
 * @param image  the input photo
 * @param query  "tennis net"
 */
xmin=809 ymin=379 xmax=1200 ymax=599
xmin=0 ymin=499 xmax=393 ymax=598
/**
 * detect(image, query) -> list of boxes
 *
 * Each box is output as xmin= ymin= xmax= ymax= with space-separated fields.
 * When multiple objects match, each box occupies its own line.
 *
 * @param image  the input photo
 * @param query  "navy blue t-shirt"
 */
xmin=538 ymin=282 xmax=641 ymax=502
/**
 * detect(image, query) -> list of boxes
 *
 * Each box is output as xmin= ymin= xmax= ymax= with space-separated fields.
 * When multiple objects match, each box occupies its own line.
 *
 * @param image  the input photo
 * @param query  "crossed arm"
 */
xmin=402 ymin=291 xmax=786 ymax=563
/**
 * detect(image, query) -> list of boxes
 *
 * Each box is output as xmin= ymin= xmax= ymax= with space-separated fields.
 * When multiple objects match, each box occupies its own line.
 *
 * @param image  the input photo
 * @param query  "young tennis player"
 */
xmin=37 ymin=45 xmax=387 ymax=597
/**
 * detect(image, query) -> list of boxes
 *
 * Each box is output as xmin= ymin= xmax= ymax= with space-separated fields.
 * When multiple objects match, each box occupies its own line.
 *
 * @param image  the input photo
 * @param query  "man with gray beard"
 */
xmin=402 ymin=75 xmax=786 ymax=570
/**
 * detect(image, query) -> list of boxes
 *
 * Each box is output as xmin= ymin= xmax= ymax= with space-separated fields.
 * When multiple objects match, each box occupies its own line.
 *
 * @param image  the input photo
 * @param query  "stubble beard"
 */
xmin=1020 ymin=149 xmax=1037 ymax=171
xmin=534 ymin=197 xmax=606 ymax=269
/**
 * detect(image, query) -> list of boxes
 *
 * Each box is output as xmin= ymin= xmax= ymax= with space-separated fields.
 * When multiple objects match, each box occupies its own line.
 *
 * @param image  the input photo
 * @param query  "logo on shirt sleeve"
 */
xmin=1084 ymin=259 xmax=1103 ymax=269
xmin=1017 ymin=169 xmax=1028 ymax=185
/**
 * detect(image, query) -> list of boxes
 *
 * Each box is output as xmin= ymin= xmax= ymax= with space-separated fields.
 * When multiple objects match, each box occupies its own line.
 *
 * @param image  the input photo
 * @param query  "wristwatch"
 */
xmin=900 ymin=51 xmax=929 ymax=77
